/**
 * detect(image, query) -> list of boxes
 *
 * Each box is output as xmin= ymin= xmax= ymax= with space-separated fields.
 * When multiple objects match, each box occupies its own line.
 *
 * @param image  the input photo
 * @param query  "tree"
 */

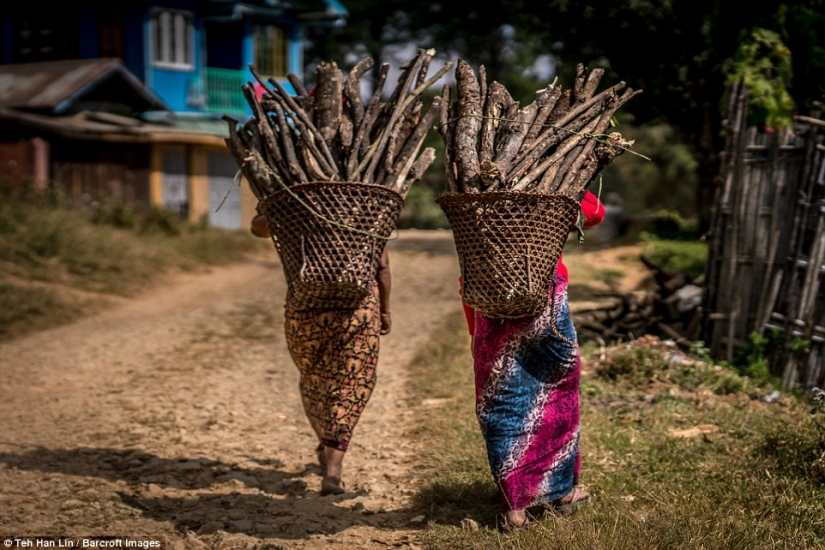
xmin=303 ymin=1 xmax=825 ymax=225
xmin=515 ymin=0 xmax=825 ymax=228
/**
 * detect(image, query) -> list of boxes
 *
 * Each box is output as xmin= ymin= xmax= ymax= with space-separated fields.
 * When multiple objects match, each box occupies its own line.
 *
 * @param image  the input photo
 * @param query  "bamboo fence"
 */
xmin=704 ymin=81 xmax=825 ymax=390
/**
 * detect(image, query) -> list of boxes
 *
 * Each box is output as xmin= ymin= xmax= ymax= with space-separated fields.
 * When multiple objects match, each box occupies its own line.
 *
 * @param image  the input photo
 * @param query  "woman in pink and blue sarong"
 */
xmin=461 ymin=191 xmax=604 ymax=528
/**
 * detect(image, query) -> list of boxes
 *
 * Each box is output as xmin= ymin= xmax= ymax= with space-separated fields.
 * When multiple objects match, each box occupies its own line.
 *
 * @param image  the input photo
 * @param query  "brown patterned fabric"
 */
xmin=284 ymin=285 xmax=381 ymax=451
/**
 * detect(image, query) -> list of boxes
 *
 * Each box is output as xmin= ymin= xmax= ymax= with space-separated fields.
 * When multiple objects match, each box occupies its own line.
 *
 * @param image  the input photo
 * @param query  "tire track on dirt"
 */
xmin=0 ymin=230 xmax=461 ymax=550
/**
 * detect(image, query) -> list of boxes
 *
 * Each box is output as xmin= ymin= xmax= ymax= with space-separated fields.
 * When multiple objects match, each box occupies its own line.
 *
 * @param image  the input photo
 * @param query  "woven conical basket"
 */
xmin=258 ymin=181 xmax=404 ymax=310
xmin=437 ymin=191 xmax=579 ymax=319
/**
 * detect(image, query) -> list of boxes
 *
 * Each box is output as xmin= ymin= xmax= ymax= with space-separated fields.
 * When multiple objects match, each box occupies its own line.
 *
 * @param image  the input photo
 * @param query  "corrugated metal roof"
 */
xmin=0 ymin=107 xmax=228 ymax=145
xmin=0 ymin=58 xmax=167 ymax=114
xmin=203 ymin=0 xmax=346 ymax=22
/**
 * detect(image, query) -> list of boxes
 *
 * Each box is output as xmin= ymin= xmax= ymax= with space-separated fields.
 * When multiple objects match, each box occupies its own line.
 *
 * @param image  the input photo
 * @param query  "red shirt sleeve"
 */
xmin=459 ymin=276 xmax=475 ymax=336
xmin=580 ymin=190 xmax=605 ymax=228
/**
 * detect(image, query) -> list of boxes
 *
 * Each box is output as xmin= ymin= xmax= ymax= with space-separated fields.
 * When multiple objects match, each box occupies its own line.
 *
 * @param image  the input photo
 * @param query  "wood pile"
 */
xmin=222 ymin=48 xmax=450 ymax=198
xmin=434 ymin=60 xmax=642 ymax=320
xmin=575 ymin=257 xmax=704 ymax=348
xmin=437 ymin=60 xmax=642 ymax=197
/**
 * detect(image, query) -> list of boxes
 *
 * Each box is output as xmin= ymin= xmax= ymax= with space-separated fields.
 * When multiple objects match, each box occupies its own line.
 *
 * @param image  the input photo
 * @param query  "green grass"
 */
xmin=640 ymin=232 xmax=708 ymax=278
xmin=0 ymin=191 xmax=263 ymax=341
xmin=0 ymin=280 xmax=103 ymax=341
xmin=407 ymin=313 xmax=825 ymax=549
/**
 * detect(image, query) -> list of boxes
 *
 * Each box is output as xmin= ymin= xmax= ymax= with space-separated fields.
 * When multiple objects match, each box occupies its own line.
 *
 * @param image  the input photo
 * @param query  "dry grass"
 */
xmin=407 ymin=314 xmax=825 ymax=549
xmin=0 ymin=194 xmax=264 ymax=341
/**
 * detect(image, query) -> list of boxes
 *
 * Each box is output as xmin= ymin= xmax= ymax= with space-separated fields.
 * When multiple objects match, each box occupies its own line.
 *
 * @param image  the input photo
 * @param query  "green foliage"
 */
xmin=595 ymin=338 xmax=758 ymax=396
xmin=759 ymin=411 xmax=825 ymax=483
xmin=726 ymin=28 xmax=795 ymax=129
xmin=408 ymin=316 xmax=825 ymax=549
xmin=90 ymin=201 xmax=186 ymax=236
xmin=0 ymin=190 xmax=261 ymax=340
xmin=397 ymin=185 xmax=450 ymax=229
xmin=595 ymin=343 xmax=665 ymax=384
xmin=640 ymin=233 xmax=708 ymax=278
xmin=728 ymin=329 xmax=795 ymax=384
xmin=0 ymin=281 xmax=98 ymax=341
xmin=598 ymin=116 xmax=699 ymax=219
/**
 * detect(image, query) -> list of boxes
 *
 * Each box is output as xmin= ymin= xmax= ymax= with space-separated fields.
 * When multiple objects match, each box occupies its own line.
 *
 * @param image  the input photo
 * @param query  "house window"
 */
xmin=99 ymin=8 xmax=125 ymax=59
xmin=151 ymin=9 xmax=194 ymax=69
xmin=254 ymin=24 xmax=288 ymax=77
xmin=13 ymin=14 xmax=78 ymax=62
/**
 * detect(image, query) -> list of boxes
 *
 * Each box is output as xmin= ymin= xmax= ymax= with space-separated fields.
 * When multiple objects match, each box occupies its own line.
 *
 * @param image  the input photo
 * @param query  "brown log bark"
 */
xmin=314 ymin=61 xmax=344 ymax=150
xmin=478 ymin=81 xmax=511 ymax=163
xmin=437 ymin=84 xmax=459 ymax=193
xmin=265 ymin=92 xmax=309 ymax=183
xmin=546 ymin=88 xmax=573 ymax=125
xmin=347 ymin=63 xmax=389 ymax=178
xmin=223 ymin=116 xmax=269 ymax=199
xmin=506 ymin=99 xmax=606 ymax=184
xmin=287 ymin=72 xmax=309 ymax=97
xmin=492 ymin=102 xmax=538 ymax=168
xmin=343 ymin=57 xmax=374 ymax=130
xmin=338 ymin=108 xmax=354 ymax=151
xmin=277 ymin=94 xmax=339 ymax=180
xmin=513 ymin=115 xmax=601 ymax=192
xmin=580 ymin=68 xmax=605 ymax=103
xmin=505 ymin=83 xmax=630 ymax=185
xmin=361 ymin=50 xmax=428 ymax=183
xmin=268 ymin=77 xmax=338 ymax=172
xmin=554 ymin=88 xmax=642 ymax=196
xmin=241 ymin=84 xmax=289 ymax=182
xmin=572 ymin=63 xmax=587 ymax=103
xmin=390 ymin=96 xmax=441 ymax=179
xmin=523 ymin=85 xmax=562 ymax=146
xmin=398 ymin=147 xmax=436 ymax=197
xmin=453 ymin=59 xmax=483 ymax=192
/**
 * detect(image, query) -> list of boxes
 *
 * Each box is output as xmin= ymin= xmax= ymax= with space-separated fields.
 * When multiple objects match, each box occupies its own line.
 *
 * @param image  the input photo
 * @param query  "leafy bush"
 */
xmin=90 ymin=201 xmax=185 ymax=236
xmin=397 ymin=185 xmax=450 ymax=229
xmin=640 ymin=232 xmax=708 ymax=278
xmin=0 ymin=188 xmax=261 ymax=339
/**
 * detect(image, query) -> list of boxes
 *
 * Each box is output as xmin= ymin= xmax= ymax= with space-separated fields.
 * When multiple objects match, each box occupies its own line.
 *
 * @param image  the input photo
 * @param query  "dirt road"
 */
xmin=0 ymin=230 xmax=463 ymax=550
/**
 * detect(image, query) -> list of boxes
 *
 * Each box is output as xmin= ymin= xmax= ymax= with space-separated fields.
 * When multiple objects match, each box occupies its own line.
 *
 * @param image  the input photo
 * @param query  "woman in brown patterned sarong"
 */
xmin=251 ymin=214 xmax=392 ymax=495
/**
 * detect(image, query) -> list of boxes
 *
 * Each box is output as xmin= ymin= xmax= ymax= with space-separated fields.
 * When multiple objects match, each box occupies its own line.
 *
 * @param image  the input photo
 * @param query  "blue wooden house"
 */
xmin=1 ymin=0 xmax=346 ymax=115
xmin=0 ymin=0 xmax=347 ymax=229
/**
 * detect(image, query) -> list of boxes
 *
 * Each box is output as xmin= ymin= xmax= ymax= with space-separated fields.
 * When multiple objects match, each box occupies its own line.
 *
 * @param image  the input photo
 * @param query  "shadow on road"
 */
xmin=0 ymin=446 xmax=417 ymax=539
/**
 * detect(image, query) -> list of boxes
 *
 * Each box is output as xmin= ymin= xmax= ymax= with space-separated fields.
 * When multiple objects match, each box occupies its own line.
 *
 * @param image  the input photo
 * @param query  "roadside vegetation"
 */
xmin=403 ymin=217 xmax=825 ymax=548
xmin=5 ymin=182 xmax=823 ymax=549
xmin=0 ymin=185 xmax=264 ymax=341
xmin=406 ymin=313 xmax=825 ymax=549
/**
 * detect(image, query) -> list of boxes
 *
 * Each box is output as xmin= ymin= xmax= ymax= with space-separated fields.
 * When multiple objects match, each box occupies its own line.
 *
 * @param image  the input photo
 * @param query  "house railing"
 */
xmin=204 ymin=68 xmax=249 ymax=117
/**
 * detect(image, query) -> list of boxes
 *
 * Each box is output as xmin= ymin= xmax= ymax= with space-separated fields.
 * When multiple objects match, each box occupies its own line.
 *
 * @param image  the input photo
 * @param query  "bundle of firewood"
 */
xmin=434 ymin=60 xmax=642 ymax=319
xmin=438 ymin=60 xmax=641 ymax=196
xmin=222 ymin=48 xmax=450 ymax=199
xmin=575 ymin=257 xmax=704 ymax=349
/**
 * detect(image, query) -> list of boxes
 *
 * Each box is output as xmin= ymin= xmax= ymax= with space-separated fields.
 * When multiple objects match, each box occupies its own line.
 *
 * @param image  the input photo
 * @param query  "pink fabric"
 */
xmin=472 ymin=274 xmax=582 ymax=510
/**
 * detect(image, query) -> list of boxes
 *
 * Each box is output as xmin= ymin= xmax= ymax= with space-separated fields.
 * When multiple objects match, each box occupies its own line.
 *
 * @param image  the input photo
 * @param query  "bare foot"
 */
xmin=320 ymin=446 xmax=346 ymax=495
xmin=320 ymin=476 xmax=346 ymax=495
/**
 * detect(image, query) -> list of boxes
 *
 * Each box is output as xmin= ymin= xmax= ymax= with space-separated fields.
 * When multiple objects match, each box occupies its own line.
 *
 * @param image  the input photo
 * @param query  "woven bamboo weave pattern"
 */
xmin=259 ymin=182 xmax=404 ymax=310
xmin=437 ymin=192 xmax=579 ymax=319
